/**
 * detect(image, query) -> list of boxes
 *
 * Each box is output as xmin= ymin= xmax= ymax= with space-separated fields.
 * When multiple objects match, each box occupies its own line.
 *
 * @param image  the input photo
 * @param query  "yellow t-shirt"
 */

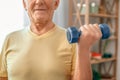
xmin=0 ymin=25 xmax=76 ymax=80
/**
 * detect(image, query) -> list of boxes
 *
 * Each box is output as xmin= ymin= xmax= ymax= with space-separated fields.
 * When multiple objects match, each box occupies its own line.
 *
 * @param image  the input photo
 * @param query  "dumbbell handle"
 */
xmin=67 ymin=24 xmax=111 ymax=43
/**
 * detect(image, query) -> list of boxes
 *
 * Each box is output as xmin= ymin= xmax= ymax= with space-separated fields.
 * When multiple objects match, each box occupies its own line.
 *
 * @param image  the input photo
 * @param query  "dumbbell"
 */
xmin=67 ymin=24 xmax=110 ymax=43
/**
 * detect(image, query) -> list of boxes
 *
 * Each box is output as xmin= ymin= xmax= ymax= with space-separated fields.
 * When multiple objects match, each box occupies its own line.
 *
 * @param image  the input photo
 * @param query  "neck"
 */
xmin=30 ymin=21 xmax=55 ymax=35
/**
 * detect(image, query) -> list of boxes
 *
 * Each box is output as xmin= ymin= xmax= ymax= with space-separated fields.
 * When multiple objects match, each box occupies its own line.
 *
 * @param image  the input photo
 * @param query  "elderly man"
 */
xmin=0 ymin=0 xmax=102 ymax=80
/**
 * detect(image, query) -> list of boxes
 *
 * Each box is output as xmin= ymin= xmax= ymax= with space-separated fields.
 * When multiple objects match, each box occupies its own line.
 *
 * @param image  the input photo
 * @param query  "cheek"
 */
xmin=45 ymin=0 xmax=55 ymax=9
xmin=27 ymin=0 xmax=35 ymax=10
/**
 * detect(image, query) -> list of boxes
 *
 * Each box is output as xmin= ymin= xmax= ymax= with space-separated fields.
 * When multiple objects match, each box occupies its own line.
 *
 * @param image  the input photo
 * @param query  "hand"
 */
xmin=78 ymin=24 xmax=102 ymax=50
xmin=74 ymin=24 xmax=101 ymax=80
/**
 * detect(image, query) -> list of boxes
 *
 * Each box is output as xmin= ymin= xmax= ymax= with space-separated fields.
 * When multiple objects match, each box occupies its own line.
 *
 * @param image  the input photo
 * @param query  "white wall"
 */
xmin=53 ymin=0 xmax=69 ymax=28
xmin=0 ymin=0 xmax=24 ymax=52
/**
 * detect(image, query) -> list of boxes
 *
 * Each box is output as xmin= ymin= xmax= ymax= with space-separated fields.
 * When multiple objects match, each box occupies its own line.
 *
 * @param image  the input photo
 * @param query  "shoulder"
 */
xmin=5 ymin=27 xmax=26 ymax=40
xmin=55 ymin=25 xmax=67 ymax=35
xmin=55 ymin=24 xmax=77 ymax=47
xmin=3 ymin=27 xmax=27 ymax=45
xmin=56 ymin=24 xmax=66 ymax=31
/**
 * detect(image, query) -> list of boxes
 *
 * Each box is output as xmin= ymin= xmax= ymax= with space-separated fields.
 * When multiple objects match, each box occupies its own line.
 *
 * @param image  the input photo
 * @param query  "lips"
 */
xmin=34 ymin=9 xmax=47 ymax=11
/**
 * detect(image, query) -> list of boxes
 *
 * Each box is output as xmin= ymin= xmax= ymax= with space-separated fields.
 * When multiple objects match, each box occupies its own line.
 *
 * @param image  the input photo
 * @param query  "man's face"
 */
xmin=23 ymin=0 xmax=59 ymax=24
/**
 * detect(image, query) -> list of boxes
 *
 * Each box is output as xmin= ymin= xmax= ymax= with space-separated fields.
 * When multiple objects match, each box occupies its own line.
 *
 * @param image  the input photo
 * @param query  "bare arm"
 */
xmin=72 ymin=47 xmax=92 ymax=80
xmin=0 ymin=77 xmax=8 ymax=80
xmin=72 ymin=24 xmax=102 ymax=80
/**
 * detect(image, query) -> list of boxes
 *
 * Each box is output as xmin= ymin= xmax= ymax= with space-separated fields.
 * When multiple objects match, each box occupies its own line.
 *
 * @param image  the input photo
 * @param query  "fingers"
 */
xmin=78 ymin=24 xmax=102 ymax=49
xmin=89 ymin=24 xmax=102 ymax=39
xmin=93 ymin=24 xmax=102 ymax=39
xmin=79 ymin=24 xmax=102 ymax=40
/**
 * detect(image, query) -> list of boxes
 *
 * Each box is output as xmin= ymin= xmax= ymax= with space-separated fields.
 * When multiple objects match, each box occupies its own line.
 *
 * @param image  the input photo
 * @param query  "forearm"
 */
xmin=0 ymin=77 xmax=8 ymax=80
xmin=71 ymin=24 xmax=102 ymax=80
xmin=73 ymin=47 xmax=92 ymax=80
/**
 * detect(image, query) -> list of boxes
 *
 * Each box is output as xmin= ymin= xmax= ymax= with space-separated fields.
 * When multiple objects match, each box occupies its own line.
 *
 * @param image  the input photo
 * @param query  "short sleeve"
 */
xmin=0 ymin=36 xmax=9 ymax=77
xmin=71 ymin=44 xmax=77 ymax=76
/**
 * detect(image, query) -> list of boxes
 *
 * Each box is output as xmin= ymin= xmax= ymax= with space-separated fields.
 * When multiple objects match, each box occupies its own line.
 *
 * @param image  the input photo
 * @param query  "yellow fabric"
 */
xmin=0 ymin=25 xmax=76 ymax=80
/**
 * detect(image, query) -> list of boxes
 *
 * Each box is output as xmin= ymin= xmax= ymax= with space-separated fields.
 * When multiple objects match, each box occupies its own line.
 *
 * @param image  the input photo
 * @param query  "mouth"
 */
xmin=34 ymin=9 xmax=47 ymax=11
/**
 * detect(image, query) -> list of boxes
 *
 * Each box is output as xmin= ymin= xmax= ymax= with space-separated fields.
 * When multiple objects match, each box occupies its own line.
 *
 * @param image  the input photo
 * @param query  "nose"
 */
xmin=35 ymin=0 xmax=44 ymax=4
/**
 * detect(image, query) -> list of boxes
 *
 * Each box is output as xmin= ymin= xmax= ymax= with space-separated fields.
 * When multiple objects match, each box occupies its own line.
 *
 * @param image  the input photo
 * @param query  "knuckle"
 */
xmin=89 ymin=24 xmax=92 ymax=26
xmin=94 ymin=23 xmax=98 ymax=26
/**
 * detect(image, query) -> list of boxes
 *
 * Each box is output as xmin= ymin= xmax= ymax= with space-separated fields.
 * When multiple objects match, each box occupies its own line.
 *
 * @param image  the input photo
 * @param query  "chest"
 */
xmin=6 ymin=43 xmax=73 ymax=78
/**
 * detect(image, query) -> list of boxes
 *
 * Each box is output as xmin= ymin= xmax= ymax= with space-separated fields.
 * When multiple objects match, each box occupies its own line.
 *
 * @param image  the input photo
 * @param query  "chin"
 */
xmin=33 ymin=15 xmax=49 ymax=23
xmin=35 ymin=18 xmax=48 ymax=24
